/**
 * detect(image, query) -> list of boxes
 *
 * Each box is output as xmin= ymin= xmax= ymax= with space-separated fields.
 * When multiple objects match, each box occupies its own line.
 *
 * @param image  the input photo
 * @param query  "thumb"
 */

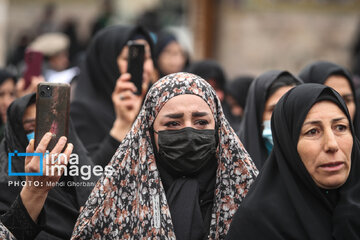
xmin=25 ymin=139 xmax=35 ymax=165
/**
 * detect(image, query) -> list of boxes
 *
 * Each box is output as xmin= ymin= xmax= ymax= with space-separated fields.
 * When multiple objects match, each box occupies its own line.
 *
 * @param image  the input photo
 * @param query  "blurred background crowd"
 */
xmin=0 ymin=0 xmax=360 ymax=79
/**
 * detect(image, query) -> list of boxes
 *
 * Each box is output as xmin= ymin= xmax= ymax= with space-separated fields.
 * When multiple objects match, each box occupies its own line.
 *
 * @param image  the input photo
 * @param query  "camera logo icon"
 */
xmin=8 ymin=150 xmax=43 ymax=176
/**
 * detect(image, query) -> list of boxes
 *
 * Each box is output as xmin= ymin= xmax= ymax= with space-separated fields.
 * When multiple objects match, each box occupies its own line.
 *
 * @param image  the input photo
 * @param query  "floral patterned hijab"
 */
xmin=71 ymin=72 xmax=258 ymax=239
xmin=0 ymin=222 xmax=15 ymax=240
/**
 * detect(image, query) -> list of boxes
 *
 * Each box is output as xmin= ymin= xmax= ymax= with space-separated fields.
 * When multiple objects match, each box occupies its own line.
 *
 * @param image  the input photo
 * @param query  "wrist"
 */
xmin=110 ymin=119 xmax=131 ymax=142
xmin=21 ymin=185 xmax=49 ymax=199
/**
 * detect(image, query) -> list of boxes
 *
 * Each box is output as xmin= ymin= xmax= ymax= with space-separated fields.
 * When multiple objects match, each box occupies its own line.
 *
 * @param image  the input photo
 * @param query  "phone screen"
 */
xmin=23 ymin=50 xmax=43 ymax=90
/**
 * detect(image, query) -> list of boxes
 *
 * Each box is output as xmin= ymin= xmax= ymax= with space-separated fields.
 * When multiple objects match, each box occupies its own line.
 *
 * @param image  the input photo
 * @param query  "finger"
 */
xmin=35 ymin=132 xmax=52 ymax=153
xmin=113 ymin=81 xmax=137 ymax=95
xmin=141 ymin=82 xmax=148 ymax=99
xmin=25 ymin=139 xmax=35 ymax=166
xmin=119 ymin=73 xmax=131 ymax=82
xmin=116 ymin=90 xmax=135 ymax=101
xmin=61 ymin=143 xmax=73 ymax=165
xmin=50 ymin=136 xmax=67 ymax=156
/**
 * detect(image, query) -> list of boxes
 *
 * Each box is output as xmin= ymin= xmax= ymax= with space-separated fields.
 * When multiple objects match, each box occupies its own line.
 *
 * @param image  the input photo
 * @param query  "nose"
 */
xmin=323 ymin=129 xmax=339 ymax=153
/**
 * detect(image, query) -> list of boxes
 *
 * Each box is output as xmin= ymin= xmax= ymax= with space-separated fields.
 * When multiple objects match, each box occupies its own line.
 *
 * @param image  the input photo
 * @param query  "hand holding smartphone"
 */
xmin=23 ymin=49 xmax=43 ymax=90
xmin=35 ymin=83 xmax=70 ymax=151
xmin=127 ymin=41 xmax=145 ymax=95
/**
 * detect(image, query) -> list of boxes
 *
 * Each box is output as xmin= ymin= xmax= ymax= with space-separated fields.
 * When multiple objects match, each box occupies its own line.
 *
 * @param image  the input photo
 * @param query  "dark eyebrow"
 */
xmin=332 ymin=117 xmax=347 ymax=123
xmin=164 ymin=113 xmax=184 ymax=118
xmin=303 ymin=120 xmax=321 ymax=126
xmin=192 ymin=112 xmax=209 ymax=117
xmin=303 ymin=117 xmax=347 ymax=126
xmin=23 ymin=119 xmax=35 ymax=124
xmin=342 ymin=93 xmax=354 ymax=98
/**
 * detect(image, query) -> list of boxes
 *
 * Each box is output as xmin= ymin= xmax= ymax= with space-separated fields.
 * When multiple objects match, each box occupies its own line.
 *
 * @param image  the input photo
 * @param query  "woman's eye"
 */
xmin=335 ymin=124 xmax=347 ymax=132
xmin=164 ymin=121 xmax=180 ymax=127
xmin=343 ymin=95 xmax=354 ymax=104
xmin=196 ymin=120 xmax=209 ymax=125
xmin=305 ymin=128 xmax=318 ymax=136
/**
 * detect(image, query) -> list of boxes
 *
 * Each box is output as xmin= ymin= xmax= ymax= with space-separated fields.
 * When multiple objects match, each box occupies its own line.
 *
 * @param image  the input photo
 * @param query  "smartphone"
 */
xmin=35 ymin=83 xmax=70 ymax=151
xmin=23 ymin=49 xmax=43 ymax=90
xmin=127 ymin=42 xmax=144 ymax=95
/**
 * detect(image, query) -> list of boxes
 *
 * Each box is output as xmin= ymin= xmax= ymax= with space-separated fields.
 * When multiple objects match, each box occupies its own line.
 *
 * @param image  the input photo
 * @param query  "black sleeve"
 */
xmin=91 ymin=134 xmax=120 ymax=167
xmin=0 ymin=195 xmax=45 ymax=240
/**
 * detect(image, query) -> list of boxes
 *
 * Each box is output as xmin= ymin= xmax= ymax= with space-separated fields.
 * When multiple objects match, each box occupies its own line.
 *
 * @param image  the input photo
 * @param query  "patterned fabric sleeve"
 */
xmin=0 ymin=222 xmax=16 ymax=240
xmin=0 ymin=194 xmax=44 ymax=240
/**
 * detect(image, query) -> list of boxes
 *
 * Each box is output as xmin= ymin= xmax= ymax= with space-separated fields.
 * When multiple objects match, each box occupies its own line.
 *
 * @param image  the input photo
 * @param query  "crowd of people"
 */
xmin=0 ymin=6 xmax=360 ymax=240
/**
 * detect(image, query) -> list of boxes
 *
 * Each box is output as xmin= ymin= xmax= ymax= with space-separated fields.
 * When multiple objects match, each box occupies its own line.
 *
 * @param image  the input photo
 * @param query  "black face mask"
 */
xmin=153 ymin=127 xmax=217 ymax=176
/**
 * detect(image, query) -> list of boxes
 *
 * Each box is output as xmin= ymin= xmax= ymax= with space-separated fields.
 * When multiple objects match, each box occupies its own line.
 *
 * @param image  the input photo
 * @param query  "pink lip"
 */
xmin=319 ymin=162 xmax=344 ymax=172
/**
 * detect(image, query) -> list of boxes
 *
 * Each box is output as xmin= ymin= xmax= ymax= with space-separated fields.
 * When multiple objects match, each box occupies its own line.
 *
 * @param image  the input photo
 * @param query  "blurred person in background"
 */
xmin=36 ymin=2 xmax=58 ymax=35
xmin=299 ymin=61 xmax=360 ymax=139
xmin=6 ymin=33 xmax=31 ymax=73
xmin=27 ymin=32 xmax=78 ymax=84
xmin=0 ymin=93 xmax=97 ymax=239
xmin=71 ymin=25 xmax=155 ymax=167
xmin=154 ymin=30 xmax=189 ymax=78
xmin=0 ymin=70 xmax=17 ymax=139
xmin=224 ymin=76 xmax=254 ymax=132
xmin=61 ymin=18 xmax=84 ymax=68
xmin=90 ymin=0 xmax=115 ymax=37
xmin=238 ymin=70 xmax=302 ymax=170
xmin=186 ymin=60 xmax=227 ymax=104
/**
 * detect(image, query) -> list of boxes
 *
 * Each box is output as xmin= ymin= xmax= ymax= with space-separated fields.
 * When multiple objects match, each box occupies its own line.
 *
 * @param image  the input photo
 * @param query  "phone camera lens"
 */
xmin=40 ymin=91 xmax=46 ymax=97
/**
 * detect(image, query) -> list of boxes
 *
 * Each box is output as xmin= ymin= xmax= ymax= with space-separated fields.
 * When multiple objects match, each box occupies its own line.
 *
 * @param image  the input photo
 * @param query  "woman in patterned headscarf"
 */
xmin=71 ymin=72 xmax=258 ymax=239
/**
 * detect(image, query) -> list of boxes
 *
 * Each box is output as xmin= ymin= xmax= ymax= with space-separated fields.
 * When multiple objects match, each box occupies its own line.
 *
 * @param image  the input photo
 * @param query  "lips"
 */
xmin=319 ymin=162 xmax=344 ymax=171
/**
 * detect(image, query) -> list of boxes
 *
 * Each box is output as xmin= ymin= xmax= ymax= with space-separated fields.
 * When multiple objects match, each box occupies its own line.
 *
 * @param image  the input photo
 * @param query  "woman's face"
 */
xmin=297 ymin=101 xmax=352 ymax=189
xmin=324 ymin=75 xmax=355 ymax=121
xmin=22 ymin=103 xmax=36 ymax=134
xmin=157 ymin=41 xmax=186 ymax=75
xmin=117 ymin=39 xmax=154 ymax=84
xmin=153 ymin=94 xmax=215 ymax=150
xmin=262 ymin=86 xmax=293 ymax=122
xmin=0 ymin=79 xmax=16 ymax=123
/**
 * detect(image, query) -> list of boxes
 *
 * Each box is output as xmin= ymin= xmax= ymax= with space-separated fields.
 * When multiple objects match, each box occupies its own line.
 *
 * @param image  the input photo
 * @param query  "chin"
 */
xmin=318 ymin=176 xmax=348 ymax=189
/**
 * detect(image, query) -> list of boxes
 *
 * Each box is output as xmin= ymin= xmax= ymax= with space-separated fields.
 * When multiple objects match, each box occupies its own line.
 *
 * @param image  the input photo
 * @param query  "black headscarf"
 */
xmin=0 ymin=93 xmax=96 ymax=239
xmin=71 ymin=25 xmax=154 ymax=156
xmin=226 ymin=76 xmax=253 ymax=109
xmin=224 ymin=76 xmax=253 ymax=132
xmin=238 ymin=70 xmax=302 ymax=169
xmin=154 ymin=31 xmax=190 ymax=78
xmin=0 ymin=70 xmax=16 ymax=130
xmin=186 ymin=60 xmax=227 ymax=93
xmin=299 ymin=61 xmax=360 ymax=139
xmin=0 ymin=70 xmax=16 ymax=85
xmin=226 ymin=84 xmax=360 ymax=240
xmin=154 ymin=31 xmax=176 ymax=76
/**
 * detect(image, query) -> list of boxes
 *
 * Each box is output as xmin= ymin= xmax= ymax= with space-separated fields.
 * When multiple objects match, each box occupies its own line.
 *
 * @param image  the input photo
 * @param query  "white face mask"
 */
xmin=262 ymin=120 xmax=273 ymax=153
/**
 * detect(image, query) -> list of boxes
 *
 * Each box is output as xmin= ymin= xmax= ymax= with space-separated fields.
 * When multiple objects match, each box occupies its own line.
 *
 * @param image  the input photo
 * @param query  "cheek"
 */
xmin=347 ymin=102 xmax=356 ymax=120
xmin=117 ymin=59 xmax=127 ymax=74
xmin=262 ymin=110 xmax=271 ymax=122
xmin=343 ymin=137 xmax=353 ymax=163
xmin=297 ymin=141 xmax=318 ymax=172
xmin=144 ymin=59 xmax=154 ymax=73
